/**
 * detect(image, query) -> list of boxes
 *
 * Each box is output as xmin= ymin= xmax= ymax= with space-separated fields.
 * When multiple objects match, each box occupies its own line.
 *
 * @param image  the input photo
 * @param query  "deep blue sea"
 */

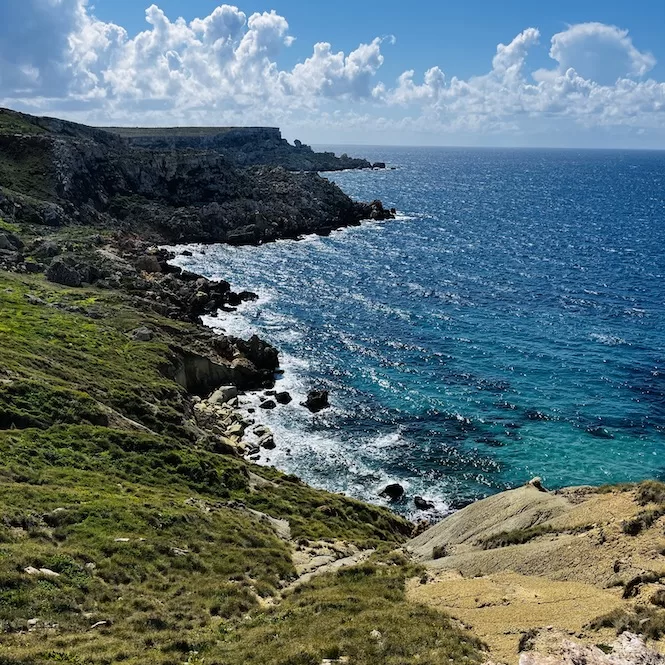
xmin=173 ymin=147 xmax=665 ymax=517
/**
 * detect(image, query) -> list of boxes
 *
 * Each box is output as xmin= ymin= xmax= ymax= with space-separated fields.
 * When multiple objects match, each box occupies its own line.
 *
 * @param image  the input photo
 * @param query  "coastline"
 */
xmin=2 ymin=107 xmax=665 ymax=663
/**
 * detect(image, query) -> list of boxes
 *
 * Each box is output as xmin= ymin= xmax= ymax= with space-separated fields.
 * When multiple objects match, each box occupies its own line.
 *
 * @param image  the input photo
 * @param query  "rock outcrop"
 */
xmin=0 ymin=108 xmax=394 ymax=246
xmin=104 ymin=126 xmax=373 ymax=172
xmin=303 ymin=389 xmax=330 ymax=413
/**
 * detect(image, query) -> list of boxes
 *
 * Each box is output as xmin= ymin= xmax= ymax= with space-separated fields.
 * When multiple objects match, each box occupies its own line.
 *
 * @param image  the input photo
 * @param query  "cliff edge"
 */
xmin=104 ymin=125 xmax=375 ymax=172
xmin=0 ymin=108 xmax=393 ymax=245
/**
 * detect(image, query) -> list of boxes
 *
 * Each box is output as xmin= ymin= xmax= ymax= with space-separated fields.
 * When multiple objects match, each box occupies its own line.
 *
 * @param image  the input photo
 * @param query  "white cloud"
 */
xmin=280 ymin=38 xmax=386 ymax=100
xmin=537 ymin=22 xmax=656 ymax=85
xmin=0 ymin=3 xmax=663 ymax=146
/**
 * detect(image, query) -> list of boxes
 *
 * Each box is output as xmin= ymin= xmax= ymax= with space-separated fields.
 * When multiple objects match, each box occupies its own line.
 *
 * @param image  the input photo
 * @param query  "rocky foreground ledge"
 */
xmin=408 ymin=478 xmax=665 ymax=664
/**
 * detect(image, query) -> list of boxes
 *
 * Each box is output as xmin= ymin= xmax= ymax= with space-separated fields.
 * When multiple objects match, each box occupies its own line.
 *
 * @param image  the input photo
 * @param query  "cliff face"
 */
xmin=104 ymin=125 xmax=373 ymax=172
xmin=0 ymin=108 xmax=392 ymax=244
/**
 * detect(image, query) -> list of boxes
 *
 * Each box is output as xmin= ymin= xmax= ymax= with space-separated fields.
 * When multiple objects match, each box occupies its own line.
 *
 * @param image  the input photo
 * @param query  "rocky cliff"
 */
xmin=104 ymin=125 xmax=374 ymax=171
xmin=0 ymin=108 xmax=393 ymax=245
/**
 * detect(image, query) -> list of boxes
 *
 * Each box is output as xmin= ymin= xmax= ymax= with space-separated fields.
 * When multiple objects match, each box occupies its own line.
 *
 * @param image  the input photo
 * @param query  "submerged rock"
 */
xmin=380 ymin=483 xmax=405 ymax=502
xmin=414 ymin=496 xmax=435 ymax=511
xmin=303 ymin=389 xmax=329 ymax=413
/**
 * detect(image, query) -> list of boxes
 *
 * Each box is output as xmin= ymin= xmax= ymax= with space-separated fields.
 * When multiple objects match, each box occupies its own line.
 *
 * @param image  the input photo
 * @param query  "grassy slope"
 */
xmin=0 ymin=268 xmax=482 ymax=665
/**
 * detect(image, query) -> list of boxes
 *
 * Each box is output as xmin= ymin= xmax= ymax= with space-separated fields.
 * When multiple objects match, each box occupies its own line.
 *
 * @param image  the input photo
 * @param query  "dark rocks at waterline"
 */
xmin=275 ymin=391 xmax=292 ymax=405
xmin=587 ymin=426 xmax=614 ymax=439
xmin=226 ymin=290 xmax=259 ymax=307
xmin=414 ymin=496 xmax=435 ymax=511
xmin=259 ymin=399 xmax=277 ymax=410
xmin=259 ymin=433 xmax=276 ymax=450
xmin=134 ymin=253 xmax=163 ymax=273
xmin=380 ymin=483 xmax=405 ymax=502
xmin=303 ymin=389 xmax=329 ymax=413
xmin=372 ymin=162 xmax=386 ymax=169
xmin=365 ymin=199 xmax=394 ymax=221
xmin=233 ymin=335 xmax=279 ymax=372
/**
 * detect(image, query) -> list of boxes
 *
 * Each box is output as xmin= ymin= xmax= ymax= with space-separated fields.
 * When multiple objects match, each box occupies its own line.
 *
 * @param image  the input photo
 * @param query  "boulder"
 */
xmin=209 ymin=386 xmax=238 ymax=405
xmin=303 ymin=389 xmax=329 ymax=413
xmin=372 ymin=162 xmax=386 ymax=169
xmin=32 ymin=239 xmax=61 ymax=259
xmin=380 ymin=483 xmax=405 ymax=502
xmin=135 ymin=254 xmax=162 ymax=273
xmin=528 ymin=477 xmax=547 ymax=492
xmin=213 ymin=436 xmax=240 ymax=456
xmin=234 ymin=334 xmax=279 ymax=372
xmin=414 ymin=496 xmax=435 ymax=511
xmin=0 ymin=233 xmax=18 ymax=251
xmin=46 ymin=259 xmax=82 ymax=287
xmin=253 ymin=424 xmax=271 ymax=437
xmin=225 ymin=422 xmax=245 ymax=438
xmin=130 ymin=327 xmax=153 ymax=342
xmin=259 ymin=433 xmax=276 ymax=449
xmin=259 ymin=399 xmax=277 ymax=410
xmin=275 ymin=391 xmax=292 ymax=405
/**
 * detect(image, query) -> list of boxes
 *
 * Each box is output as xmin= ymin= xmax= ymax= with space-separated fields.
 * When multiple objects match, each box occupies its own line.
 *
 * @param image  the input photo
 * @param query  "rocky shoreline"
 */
xmin=3 ymin=107 xmax=665 ymax=665
xmin=0 ymin=108 xmax=395 ymax=247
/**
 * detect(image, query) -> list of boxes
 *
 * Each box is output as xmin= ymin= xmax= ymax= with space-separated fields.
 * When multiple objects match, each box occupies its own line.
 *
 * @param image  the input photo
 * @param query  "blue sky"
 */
xmin=91 ymin=0 xmax=665 ymax=82
xmin=1 ymin=0 xmax=664 ymax=147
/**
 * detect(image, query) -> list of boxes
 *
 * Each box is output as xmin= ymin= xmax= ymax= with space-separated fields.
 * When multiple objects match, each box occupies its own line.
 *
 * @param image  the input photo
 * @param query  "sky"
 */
xmin=1 ymin=0 xmax=664 ymax=148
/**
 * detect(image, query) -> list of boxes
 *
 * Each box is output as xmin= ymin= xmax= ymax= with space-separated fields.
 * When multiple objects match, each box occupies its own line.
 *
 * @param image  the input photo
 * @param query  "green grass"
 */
xmin=621 ymin=508 xmax=665 ymax=536
xmin=477 ymin=523 xmax=594 ymax=550
xmin=478 ymin=525 xmax=557 ymax=549
xmin=635 ymin=480 xmax=665 ymax=506
xmin=214 ymin=561 xmax=485 ymax=665
xmin=0 ymin=269 xmax=420 ymax=664
xmin=0 ymin=272 xmax=191 ymax=439
xmin=0 ymin=217 xmax=19 ymax=233
xmin=0 ymin=109 xmax=47 ymax=136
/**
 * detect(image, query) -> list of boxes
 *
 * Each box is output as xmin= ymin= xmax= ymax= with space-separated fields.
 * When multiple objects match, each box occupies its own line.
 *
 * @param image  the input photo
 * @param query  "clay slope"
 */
xmin=407 ymin=482 xmax=665 ymax=664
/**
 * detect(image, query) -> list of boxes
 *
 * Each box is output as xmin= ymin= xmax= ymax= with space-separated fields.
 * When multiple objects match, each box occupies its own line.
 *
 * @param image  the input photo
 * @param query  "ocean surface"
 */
xmin=173 ymin=147 xmax=665 ymax=518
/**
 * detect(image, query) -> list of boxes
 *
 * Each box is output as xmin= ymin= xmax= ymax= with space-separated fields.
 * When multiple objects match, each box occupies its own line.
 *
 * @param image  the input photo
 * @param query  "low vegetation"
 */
xmin=215 ymin=561 xmax=485 ymax=665
xmin=588 ymin=606 xmax=665 ymax=641
xmin=0 ymin=267 xmax=482 ymax=664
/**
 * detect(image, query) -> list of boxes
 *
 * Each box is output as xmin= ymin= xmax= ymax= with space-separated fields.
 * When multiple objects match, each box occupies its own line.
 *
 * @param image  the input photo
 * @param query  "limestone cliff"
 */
xmin=0 ymin=108 xmax=393 ymax=244
xmin=104 ymin=126 xmax=373 ymax=171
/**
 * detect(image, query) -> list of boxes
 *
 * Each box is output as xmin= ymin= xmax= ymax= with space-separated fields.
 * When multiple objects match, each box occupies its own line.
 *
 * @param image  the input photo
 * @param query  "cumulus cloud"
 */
xmin=536 ymin=22 xmax=656 ymax=85
xmin=280 ymin=38 xmax=385 ymax=99
xmin=0 ymin=0 xmax=85 ymax=95
xmin=0 ymin=3 xmax=663 ymax=144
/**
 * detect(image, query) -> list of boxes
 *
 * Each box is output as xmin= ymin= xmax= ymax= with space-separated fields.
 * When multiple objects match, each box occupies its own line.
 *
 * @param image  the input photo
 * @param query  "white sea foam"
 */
xmin=590 ymin=332 xmax=629 ymax=346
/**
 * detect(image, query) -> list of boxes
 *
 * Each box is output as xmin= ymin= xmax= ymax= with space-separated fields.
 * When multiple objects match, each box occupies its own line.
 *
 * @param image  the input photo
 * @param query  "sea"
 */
xmin=172 ymin=146 xmax=665 ymax=519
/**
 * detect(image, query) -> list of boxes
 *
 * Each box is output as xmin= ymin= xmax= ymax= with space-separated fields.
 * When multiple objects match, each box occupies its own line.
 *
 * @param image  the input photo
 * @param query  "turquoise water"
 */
xmin=174 ymin=147 xmax=665 ymax=516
